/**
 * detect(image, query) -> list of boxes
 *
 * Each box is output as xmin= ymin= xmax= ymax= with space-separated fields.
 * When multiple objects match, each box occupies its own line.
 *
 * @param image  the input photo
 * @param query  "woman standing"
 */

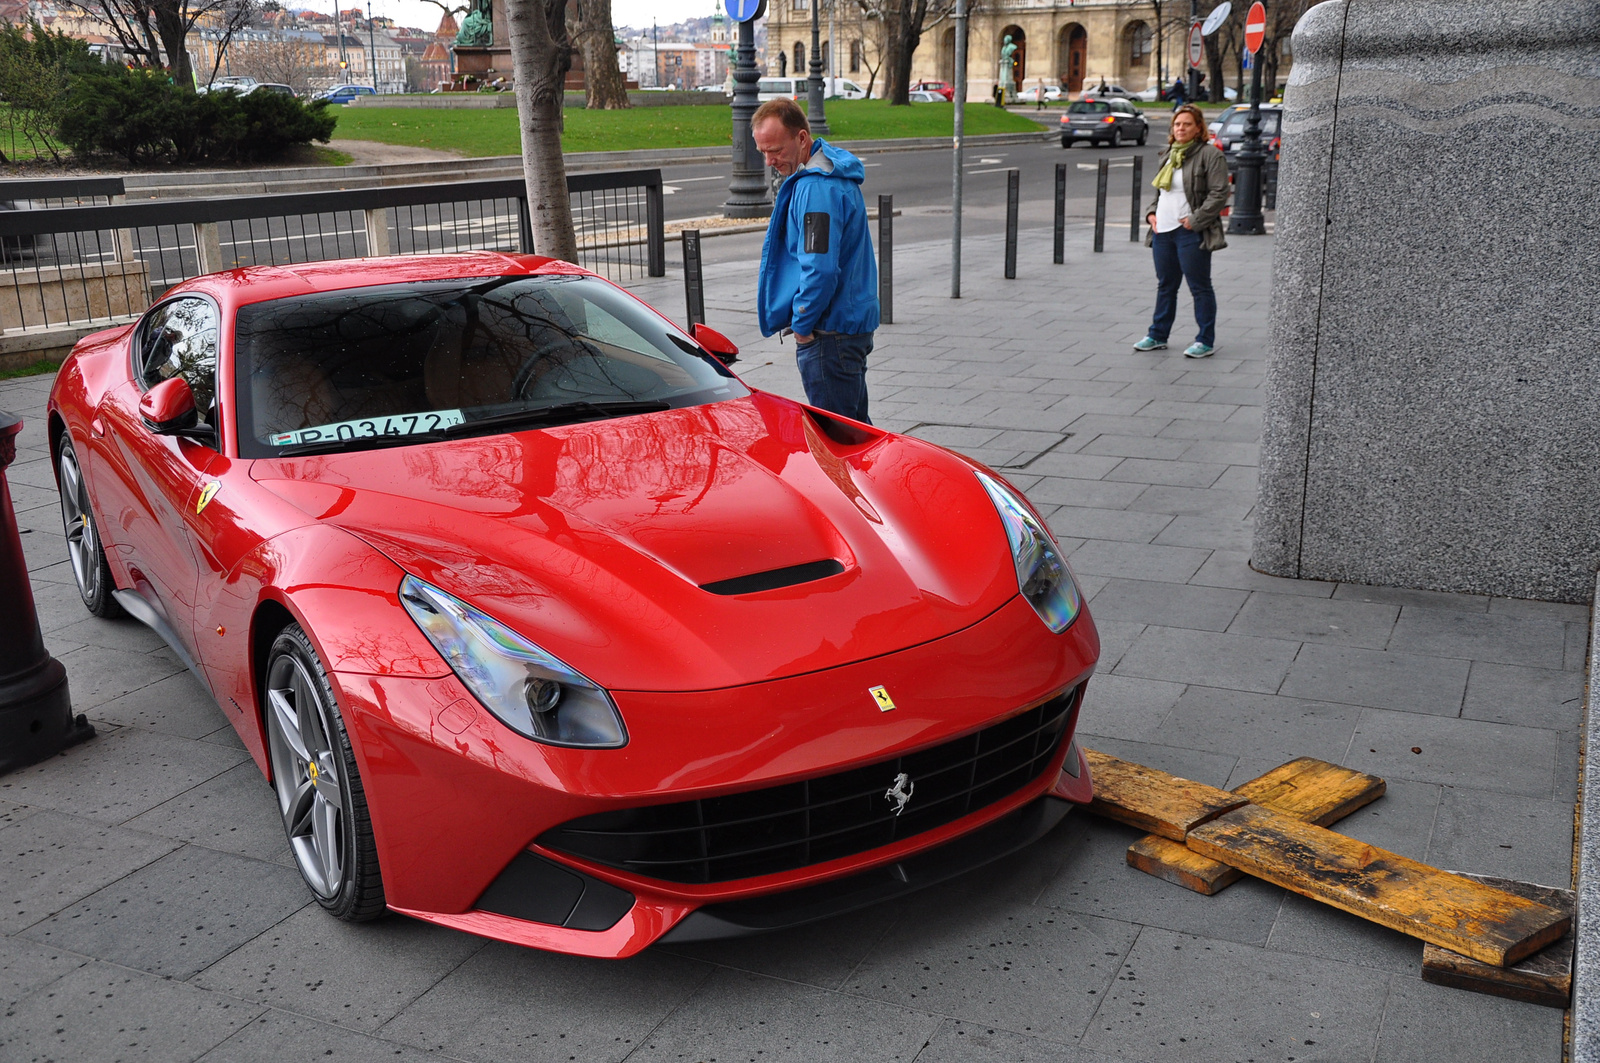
xmin=1133 ymin=104 xmax=1230 ymax=358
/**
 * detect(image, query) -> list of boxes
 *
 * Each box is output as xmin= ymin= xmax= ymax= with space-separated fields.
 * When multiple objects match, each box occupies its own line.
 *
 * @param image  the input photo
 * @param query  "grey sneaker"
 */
xmin=1132 ymin=336 xmax=1167 ymax=352
xmin=1183 ymin=342 xmax=1215 ymax=358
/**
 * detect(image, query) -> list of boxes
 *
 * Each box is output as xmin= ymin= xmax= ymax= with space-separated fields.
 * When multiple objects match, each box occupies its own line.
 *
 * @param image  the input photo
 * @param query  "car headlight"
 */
xmin=399 ymin=575 xmax=626 ymax=748
xmin=977 ymin=471 xmax=1083 ymax=633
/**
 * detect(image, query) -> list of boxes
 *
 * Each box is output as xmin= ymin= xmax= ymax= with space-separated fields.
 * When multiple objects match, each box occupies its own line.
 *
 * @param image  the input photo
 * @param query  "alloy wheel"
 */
xmin=266 ymin=651 xmax=349 ymax=898
xmin=57 ymin=446 xmax=101 ymax=603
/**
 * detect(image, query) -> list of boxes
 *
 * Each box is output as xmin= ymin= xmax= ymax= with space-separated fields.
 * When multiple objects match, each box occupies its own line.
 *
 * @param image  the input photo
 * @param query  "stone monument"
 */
xmin=1253 ymin=0 xmax=1600 ymax=603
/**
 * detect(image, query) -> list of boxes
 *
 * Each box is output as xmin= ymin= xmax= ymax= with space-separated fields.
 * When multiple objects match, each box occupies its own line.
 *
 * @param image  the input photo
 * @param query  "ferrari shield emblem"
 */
xmin=869 ymin=685 xmax=896 ymax=712
xmin=195 ymin=481 xmax=220 ymax=514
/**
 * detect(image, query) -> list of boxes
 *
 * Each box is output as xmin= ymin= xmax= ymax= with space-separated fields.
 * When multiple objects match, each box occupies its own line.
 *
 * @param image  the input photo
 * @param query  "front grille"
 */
xmin=540 ymin=686 xmax=1080 ymax=884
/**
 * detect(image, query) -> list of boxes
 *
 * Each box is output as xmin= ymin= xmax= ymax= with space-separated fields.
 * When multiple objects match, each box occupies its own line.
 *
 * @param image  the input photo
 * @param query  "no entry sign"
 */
xmin=1188 ymin=22 xmax=1204 ymax=68
xmin=1244 ymin=1 xmax=1267 ymax=55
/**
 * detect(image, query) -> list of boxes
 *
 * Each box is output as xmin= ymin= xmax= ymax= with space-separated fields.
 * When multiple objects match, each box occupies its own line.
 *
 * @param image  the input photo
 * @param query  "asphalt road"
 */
xmin=659 ymin=110 xmax=1175 ymax=266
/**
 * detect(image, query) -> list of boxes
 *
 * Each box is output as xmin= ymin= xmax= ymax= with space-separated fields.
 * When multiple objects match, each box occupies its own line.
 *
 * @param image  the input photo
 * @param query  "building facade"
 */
xmin=764 ymin=0 xmax=1215 ymax=100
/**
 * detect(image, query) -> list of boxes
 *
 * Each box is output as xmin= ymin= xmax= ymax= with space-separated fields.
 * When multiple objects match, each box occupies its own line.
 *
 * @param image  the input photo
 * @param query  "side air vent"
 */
xmin=700 ymin=559 xmax=845 ymax=596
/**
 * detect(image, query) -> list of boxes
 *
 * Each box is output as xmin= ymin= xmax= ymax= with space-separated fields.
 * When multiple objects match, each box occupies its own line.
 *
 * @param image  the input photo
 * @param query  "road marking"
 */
xmin=663 ymin=175 xmax=729 ymax=182
xmin=966 ymin=167 xmax=1016 ymax=174
xmin=977 ymin=156 xmax=1005 ymax=164
xmin=1077 ymin=162 xmax=1134 ymax=170
xmin=662 ymin=185 xmax=680 ymax=194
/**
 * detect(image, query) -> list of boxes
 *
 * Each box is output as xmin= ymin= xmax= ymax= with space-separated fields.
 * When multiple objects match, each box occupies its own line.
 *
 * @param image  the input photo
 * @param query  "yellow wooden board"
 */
xmin=1127 ymin=758 xmax=1386 ymax=895
xmin=1188 ymin=804 xmax=1571 ymax=967
xmin=1421 ymin=874 xmax=1574 ymax=1007
xmin=1082 ymin=748 xmax=1247 ymax=842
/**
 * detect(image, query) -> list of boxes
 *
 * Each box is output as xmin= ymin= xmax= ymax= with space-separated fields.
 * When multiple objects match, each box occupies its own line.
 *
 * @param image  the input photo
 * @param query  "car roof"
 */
xmin=165 ymin=251 xmax=586 ymax=311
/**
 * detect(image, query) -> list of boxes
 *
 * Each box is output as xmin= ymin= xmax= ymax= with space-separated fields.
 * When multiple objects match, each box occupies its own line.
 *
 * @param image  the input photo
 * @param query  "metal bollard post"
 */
xmin=0 ymin=411 xmax=93 ymax=777
xmin=1003 ymin=168 xmax=1019 ymax=280
xmin=1053 ymin=162 xmax=1066 ymax=265
xmin=878 ymin=194 xmax=893 ymax=325
xmin=1130 ymin=156 xmax=1144 ymax=242
xmin=682 ymin=229 xmax=706 ymax=328
xmin=1093 ymin=158 xmax=1108 ymax=253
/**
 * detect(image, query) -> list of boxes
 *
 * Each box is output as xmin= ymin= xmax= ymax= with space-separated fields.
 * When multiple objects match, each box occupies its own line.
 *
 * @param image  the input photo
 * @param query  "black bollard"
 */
xmin=0 ymin=411 xmax=92 ymax=777
xmin=1093 ymin=158 xmax=1108 ymax=252
xmin=1003 ymin=169 xmax=1019 ymax=280
xmin=1130 ymin=156 xmax=1144 ymax=242
xmin=878 ymin=194 xmax=893 ymax=325
xmin=682 ymin=229 xmax=705 ymax=328
xmin=1053 ymin=162 xmax=1066 ymax=265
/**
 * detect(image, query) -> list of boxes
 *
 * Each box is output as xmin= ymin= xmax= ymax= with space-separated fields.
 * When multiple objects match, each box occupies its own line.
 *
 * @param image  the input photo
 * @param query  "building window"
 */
xmin=1125 ymin=20 xmax=1152 ymax=67
xmin=849 ymin=39 xmax=861 ymax=73
xmin=793 ymin=0 xmax=808 ymax=9
xmin=794 ymin=42 xmax=804 ymax=71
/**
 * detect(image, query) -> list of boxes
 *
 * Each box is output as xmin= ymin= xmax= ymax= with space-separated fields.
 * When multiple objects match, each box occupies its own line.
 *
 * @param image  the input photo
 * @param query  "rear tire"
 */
xmin=265 ymin=623 xmax=386 ymax=921
xmin=1136 ymin=126 xmax=1148 ymax=146
xmin=1110 ymin=128 xmax=1123 ymax=148
xmin=56 ymin=437 xmax=122 ymax=618
xmin=1061 ymin=135 xmax=1070 ymax=149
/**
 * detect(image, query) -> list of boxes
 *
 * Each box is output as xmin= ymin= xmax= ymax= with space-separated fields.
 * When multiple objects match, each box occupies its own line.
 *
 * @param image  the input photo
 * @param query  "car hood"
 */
xmin=251 ymin=393 xmax=1021 ymax=692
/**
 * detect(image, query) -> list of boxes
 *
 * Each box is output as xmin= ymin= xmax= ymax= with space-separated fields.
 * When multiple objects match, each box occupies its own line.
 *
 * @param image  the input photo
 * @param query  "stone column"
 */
xmin=1254 ymin=0 xmax=1600 ymax=603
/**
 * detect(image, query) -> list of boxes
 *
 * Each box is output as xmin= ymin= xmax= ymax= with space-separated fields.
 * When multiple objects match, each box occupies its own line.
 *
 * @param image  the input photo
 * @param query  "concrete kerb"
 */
xmin=118 ymin=131 xmax=1054 ymax=199
xmin=1574 ymin=572 xmax=1600 ymax=1060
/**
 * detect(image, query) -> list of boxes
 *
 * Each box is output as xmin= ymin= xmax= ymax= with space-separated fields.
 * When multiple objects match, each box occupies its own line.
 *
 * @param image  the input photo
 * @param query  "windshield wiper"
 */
xmin=442 ymin=399 xmax=671 ymax=435
xmin=274 ymin=430 xmax=450 ymax=457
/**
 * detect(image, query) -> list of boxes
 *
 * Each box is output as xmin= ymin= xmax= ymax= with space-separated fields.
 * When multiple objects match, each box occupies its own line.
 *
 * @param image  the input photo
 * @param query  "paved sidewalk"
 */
xmin=0 ymin=225 xmax=1587 ymax=1062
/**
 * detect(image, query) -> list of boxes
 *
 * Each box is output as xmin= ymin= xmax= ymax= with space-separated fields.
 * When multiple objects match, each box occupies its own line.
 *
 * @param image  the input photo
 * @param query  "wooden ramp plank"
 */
xmin=1421 ymin=874 xmax=1574 ymax=1008
xmin=1082 ymin=748 xmax=1247 ymax=842
xmin=1187 ymin=804 xmax=1570 ymax=967
xmin=1127 ymin=758 xmax=1386 ymax=895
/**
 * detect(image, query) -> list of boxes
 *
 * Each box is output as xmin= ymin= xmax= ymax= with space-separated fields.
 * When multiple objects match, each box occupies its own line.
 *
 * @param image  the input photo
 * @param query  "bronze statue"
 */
xmin=456 ymin=0 xmax=492 ymax=47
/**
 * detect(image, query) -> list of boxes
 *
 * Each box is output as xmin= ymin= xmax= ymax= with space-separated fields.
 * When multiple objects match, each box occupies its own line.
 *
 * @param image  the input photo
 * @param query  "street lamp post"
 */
xmin=724 ymin=3 xmax=772 ymax=219
xmin=806 ymin=0 xmax=828 ymax=134
xmin=367 ymin=2 xmax=378 ymax=92
xmin=1227 ymin=44 xmax=1266 ymax=234
xmin=950 ymin=0 xmax=966 ymax=297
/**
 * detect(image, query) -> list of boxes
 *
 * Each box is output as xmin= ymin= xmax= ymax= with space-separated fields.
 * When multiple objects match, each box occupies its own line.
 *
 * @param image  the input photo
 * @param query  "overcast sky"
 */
xmin=371 ymin=0 xmax=727 ymax=34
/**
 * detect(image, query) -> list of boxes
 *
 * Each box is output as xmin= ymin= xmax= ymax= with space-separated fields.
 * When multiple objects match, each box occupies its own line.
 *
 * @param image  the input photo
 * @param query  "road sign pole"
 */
xmin=1188 ymin=0 xmax=1200 ymax=99
xmin=1228 ymin=1 xmax=1268 ymax=235
xmin=951 ymin=0 xmax=967 ymax=298
xmin=724 ymin=0 xmax=772 ymax=219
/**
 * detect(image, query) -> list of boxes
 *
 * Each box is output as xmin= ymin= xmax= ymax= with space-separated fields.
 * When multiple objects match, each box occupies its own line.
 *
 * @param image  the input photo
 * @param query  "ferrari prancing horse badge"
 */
xmin=196 ymin=481 xmax=220 ymax=514
xmin=869 ymin=685 xmax=895 ymax=712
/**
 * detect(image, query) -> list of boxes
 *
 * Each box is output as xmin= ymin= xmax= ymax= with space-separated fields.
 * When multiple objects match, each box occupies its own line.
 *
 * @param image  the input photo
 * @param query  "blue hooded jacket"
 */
xmin=757 ymin=139 xmax=880 ymax=338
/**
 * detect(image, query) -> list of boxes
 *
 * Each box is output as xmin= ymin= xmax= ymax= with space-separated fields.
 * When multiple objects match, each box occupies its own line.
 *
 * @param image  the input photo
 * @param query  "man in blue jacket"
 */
xmin=752 ymin=98 xmax=879 ymax=424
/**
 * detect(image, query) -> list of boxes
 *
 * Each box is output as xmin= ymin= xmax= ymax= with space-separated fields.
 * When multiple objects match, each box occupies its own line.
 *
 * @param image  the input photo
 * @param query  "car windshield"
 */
xmin=1220 ymin=111 xmax=1280 ymax=137
xmin=1069 ymin=101 xmax=1111 ymax=114
xmin=233 ymin=274 xmax=746 ymax=458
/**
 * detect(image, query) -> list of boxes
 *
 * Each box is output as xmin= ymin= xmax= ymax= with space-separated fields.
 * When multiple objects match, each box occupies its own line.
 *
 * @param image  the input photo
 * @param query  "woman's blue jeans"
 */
xmin=1148 ymin=227 xmax=1216 ymax=347
xmin=796 ymin=331 xmax=873 ymax=424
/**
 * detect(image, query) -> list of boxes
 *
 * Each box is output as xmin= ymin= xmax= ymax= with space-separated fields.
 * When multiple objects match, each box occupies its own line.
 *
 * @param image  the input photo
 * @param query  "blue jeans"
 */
xmin=1149 ymin=227 xmax=1216 ymax=347
xmin=796 ymin=331 xmax=873 ymax=424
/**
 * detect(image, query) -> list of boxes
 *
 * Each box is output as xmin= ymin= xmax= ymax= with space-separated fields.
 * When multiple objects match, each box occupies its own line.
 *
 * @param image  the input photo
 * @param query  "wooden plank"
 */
xmin=1187 ymin=803 xmax=1571 ymax=967
xmin=1127 ymin=758 xmax=1386 ymax=895
xmin=1082 ymin=748 xmax=1247 ymax=842
xmin=1421 ymin=874 xmax=1574 ymax=1008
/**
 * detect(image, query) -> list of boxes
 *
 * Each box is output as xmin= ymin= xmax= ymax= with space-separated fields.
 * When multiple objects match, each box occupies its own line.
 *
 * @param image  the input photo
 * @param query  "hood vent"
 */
xmin=700 ymin=559 xmax=845 ymax=596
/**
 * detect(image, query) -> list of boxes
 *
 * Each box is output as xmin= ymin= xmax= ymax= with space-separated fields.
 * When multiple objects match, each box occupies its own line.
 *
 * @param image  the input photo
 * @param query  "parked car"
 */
xmin=251 ymin=83 xmax=297 ymax=97
xmin=314 ymin=84 xmax=377 ymax=104
xmin=907 ymin=90 xmax=945 ymax=103
xmin=756 ymin=76 xmax=803 ymax=101
xmin=1016 ymin=85 xmax=1063 ymax=103
xmin=199 ymin=75 xmax=258 ymax=95
xmin=47 ymin=251 xmax=1099 ymax=958
xmin=911 ymin=80 xmax=955 ymax=101
xmin=824 ymin=77 xmax=867 ymax=99
xmin=1213 ymin=103 xmax=1283 ymax=205
xmin=1060 ymin=97 xmax=1148 ymax=148
xmin=1080 ymin=83 xmax=1134 ymax=100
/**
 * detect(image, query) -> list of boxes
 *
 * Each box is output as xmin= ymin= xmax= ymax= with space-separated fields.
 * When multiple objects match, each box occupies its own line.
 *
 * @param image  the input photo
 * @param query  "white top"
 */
xmin=1153 ymin=166 xmax=1191 ymax=233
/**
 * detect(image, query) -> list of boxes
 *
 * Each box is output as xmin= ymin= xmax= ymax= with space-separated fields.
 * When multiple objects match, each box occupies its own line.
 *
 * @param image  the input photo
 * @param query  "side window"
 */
xmin=138 ymin=297 xmax=220 ymax=432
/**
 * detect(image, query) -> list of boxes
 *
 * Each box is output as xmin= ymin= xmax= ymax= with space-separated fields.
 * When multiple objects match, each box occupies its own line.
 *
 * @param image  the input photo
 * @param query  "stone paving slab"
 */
xmin=0 ymin=223 xmax=1588 ymax=1061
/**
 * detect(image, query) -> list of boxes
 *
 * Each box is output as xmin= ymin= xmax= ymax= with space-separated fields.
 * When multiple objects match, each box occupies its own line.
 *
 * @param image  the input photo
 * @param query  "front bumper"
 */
xmin=333 ymin=595 xmax=1098 ymax=957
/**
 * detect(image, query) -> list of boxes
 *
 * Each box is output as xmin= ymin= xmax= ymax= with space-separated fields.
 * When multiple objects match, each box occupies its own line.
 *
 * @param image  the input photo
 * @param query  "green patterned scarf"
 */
xmin=1153 ymin=139 xmax=1196 ymax=191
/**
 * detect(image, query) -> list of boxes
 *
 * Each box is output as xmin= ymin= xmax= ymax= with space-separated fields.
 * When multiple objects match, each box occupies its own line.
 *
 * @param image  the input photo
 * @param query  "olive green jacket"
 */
xmin=1142 ymin=141 xmax=1231 ymax=252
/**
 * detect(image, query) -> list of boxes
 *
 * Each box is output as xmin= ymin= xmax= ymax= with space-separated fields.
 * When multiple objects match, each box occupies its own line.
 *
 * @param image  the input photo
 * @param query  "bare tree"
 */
xmin=856 ymin=0 xmax=956 ymax=104
xmin=67 ymin=0 xmax=251 ymax=84
xmin=225 ymin=32 xmax=323 ymax=93
xmin=204 ymin=0 xmax=260 ymax=84
xmin=505 ymin=0 xmax=579 ymax=262
xmin=570 ymin=0 xmax=629 ymax=108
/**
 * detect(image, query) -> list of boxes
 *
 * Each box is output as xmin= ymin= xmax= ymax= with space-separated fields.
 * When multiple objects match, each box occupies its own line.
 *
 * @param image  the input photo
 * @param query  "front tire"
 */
xmin=1136 ymin=126 xmax=1148 ymax=146
xmin=1061 ymin=135 xmax=1070 ymax=149
xmin=1110 ymin=128 xmax=1123 ymax=148
xmin=265 ymin=623 xmax=385 ymax=921
xmin=56 ymin=437 xmax=122 ymax=618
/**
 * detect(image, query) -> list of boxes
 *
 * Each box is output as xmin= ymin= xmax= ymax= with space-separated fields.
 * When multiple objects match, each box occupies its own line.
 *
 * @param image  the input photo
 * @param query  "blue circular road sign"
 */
xmin=729 ymin=0 xmax=766 ymax=21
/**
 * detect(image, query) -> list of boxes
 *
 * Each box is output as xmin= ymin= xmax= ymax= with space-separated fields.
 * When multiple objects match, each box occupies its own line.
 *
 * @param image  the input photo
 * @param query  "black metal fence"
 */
xmin=0 ymin=171 xmax=665 ymax=335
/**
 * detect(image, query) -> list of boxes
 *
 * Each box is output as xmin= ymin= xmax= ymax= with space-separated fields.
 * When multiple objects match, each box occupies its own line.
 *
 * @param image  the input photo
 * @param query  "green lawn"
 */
xmin=330 ymin=99 xmax=1044 ymax=157
xmin=0 ymin=358 xmax=60 ymax=380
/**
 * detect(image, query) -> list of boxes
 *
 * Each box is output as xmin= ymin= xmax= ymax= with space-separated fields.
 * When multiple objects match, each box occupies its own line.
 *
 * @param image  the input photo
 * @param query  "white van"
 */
xmin=756 ymin=76 xmax=869 ymax=101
